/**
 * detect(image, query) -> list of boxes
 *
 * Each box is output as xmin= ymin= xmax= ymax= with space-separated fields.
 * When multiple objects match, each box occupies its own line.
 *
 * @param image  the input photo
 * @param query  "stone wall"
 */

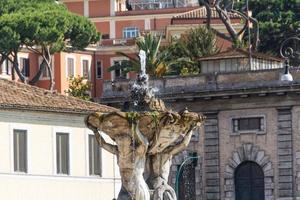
xmin=277 ymin=107 xmax=294 ymax=199
xmin=101 ymin=69 xmax=300 ymax=199
xmin=203 ymin=112 xmax=220 ymax=200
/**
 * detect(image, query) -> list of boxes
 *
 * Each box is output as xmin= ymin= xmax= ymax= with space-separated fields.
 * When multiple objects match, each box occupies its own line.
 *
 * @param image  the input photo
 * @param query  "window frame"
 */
xmin=38 ymin=56 xmax=54 ymax=80
xmin=56 ymin=132 xmax=70 ymax=175
xmin=88 ymin=134 xmax=102 ymax=177
xmin=122 ymin=27 xmax=139 ymax=39
xmin=80 ymin=56 xmax=91 ymax=80
xmin=110 ymin=57 xmax=129 ymax=80
xmin=65 ymin=55 xmax=76 ymax=78
xmin=96 ymin=60 xmax=103 ymax=79
xmin=13 ymin=129 xmax=28 ymax=173
xmin=1 ymin=59 xmax=12 ymax=76
xmin=53 ymin=127 xmax=73 ymax=176
xmin=9 ymin=124 xmax=31 ymax=174
xmin=19 ymin=56 xmax=30 ymax=78
xmin=231 ymin=115 xmax=266 ymax=135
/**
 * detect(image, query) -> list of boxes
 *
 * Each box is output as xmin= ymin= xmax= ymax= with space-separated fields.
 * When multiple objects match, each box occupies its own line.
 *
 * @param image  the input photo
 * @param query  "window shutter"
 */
xmin=94 ymin=137 xmax=101 ymax=176
xmin=89 ymin=135 xmax=102 ymax=176
xmin=88 ymin=135 xmax=94 ymax=175
xmin=96 ymin=61 xmax=102 ymax=79
xmin=56 ymin=133 xmax=69 ymax=174
xmin=25 ymin=58 xmax=30 ymax=77
xmin=13 ymin=130 xmax=27 ymax=173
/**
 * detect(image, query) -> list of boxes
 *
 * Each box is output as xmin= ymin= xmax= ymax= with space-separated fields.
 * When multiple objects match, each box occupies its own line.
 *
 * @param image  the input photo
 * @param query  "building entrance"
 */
xmin=235 ymin=161 xmax=265 ymax=200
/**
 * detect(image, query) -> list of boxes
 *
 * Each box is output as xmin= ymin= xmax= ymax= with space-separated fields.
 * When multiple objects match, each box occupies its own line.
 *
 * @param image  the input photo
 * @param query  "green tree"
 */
xmin=23 ymin=4 xmax=100 ymax=90
xmin=65 ymin=76 xmax=92 ymax=101
xmin=108 ymin=33 xmax=173 ymax=77
xmin=0 ymin=0 xmax=100 ymax=90
xmin=165 ymin=26 xmax=219 ymax=75
xmin=238 ymin=0 xmax=300 ymax=58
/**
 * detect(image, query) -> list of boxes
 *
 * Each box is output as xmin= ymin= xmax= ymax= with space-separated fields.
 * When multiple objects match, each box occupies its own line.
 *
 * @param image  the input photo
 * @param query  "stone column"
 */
xmin=83 ymin=0 xmax=89 ymax=17
xmin=277 ymin=107 xmax=294 ymax=199
xmin=295 ymin=151 xmax=300 ymax=199
xmin=110 ymin=0 xmax=116 ymax=16
xmin=109 ymin=20 xmax=116 ymax=39
xmin=203 ymin=112 xmax=220 ymax=200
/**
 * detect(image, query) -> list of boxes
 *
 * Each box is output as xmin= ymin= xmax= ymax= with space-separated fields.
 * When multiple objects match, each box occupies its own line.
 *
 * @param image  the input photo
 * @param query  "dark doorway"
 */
xmin=235 ymin=161 xmax=265 ymax=200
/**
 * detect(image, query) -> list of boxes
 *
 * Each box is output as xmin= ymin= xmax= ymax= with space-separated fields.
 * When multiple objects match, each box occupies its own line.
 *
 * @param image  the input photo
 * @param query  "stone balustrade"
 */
xmin=100 ymin=68 xmax=300 ymax=103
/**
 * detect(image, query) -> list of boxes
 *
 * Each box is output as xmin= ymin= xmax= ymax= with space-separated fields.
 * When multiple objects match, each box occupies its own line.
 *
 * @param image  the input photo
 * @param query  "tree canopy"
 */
xmin=109 ymin=27 xmax=218 ymax=77
xmin=238 ymin=0 xmax=300 ymax=56
xmin=0 ymin=0 xmax=100 ymax=90
xmin=109 ymin=33 xmax=172 ymax=77
xmin=165 ymin=26 xmax=219 ymax=75
xmin=65 ymin=76 xmax=92 ymax=101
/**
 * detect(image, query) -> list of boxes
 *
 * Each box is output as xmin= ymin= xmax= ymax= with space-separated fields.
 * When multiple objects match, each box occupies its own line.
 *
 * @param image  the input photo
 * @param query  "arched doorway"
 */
xmin=235 ymin=161 xmax=265 ymax=200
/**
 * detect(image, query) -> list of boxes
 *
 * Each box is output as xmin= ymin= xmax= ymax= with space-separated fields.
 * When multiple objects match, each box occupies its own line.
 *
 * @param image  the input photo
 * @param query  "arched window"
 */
xmin=235 ymin=161 xmax=265 ymax=200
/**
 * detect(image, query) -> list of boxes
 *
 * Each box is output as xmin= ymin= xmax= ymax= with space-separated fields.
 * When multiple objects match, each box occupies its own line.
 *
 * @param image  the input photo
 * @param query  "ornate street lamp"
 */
xmin=280 ymin=36 xmax=300 ymax=82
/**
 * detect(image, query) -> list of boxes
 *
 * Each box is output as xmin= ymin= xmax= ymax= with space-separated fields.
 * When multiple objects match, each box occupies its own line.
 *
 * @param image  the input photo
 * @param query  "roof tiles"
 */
xmin=0 ymin=78 xmax=117 ymax=114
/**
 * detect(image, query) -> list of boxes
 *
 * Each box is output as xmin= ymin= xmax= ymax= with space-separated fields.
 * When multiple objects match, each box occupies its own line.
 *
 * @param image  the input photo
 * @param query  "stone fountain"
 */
xmin=85 ymin=50 xmax=205 ymax=200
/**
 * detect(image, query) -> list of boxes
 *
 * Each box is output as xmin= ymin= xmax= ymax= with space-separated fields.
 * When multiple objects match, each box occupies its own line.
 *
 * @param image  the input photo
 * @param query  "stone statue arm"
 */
xmin=94 ymin=130 xmax=118 ymax=155
xmin=85 ymin=115 xmax=118 ymax=154
xmin=164 ymin=128 xmax=194 ymax=156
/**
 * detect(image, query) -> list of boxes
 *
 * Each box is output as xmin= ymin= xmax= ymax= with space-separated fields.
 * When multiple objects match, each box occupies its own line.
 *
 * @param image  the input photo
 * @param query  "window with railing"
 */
xmin=123 ymin=27 xmax=139 ymax=39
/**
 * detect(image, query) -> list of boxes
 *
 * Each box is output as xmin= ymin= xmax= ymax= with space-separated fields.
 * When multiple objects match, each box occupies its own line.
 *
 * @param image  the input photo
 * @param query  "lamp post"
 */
xmin=279 ymin=36 xmax=300 ymax=82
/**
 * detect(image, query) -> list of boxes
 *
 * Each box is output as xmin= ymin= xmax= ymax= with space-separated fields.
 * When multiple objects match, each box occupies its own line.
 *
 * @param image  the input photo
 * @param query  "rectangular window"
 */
xmin=89 ymin=135 xmax=102 ymax=176
xmin=40 ymin=57 xmax=53 ymax=79
xmin=123 ymin=27 xmax=139 ymax=39
xmin=67 ymin=57 xmax=75 ymax=78
xmin=82 ymin=59 xmax=90 ymax=79
xmin=20 ymin=58 xmax=30 ymax=77
xmin=42 ymin=60 xmax=49 ymax=78
xmin=6 ymin=59 xmax=12 ymax=75
xmin=113 ymin=60 xmax=127 ymax=79
xmin=56 ymin=133 xmax=69 ymax=175
xmin=96 ymin=61 xmax=102 ymax=79
xmin=232 ymin=117 xmax=265 ymax=133
xmin=101 ymin=34 xmax=110 ymax=39
xmin=13 ymin=130 xmax=27 ymax=173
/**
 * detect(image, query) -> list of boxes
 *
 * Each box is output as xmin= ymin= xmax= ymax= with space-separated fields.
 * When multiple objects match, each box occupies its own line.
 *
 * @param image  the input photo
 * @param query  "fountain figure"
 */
xmin=85 ymin=50 xmax=205 ymax=200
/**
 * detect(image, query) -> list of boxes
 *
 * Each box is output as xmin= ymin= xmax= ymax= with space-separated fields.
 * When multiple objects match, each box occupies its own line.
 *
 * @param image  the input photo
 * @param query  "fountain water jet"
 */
xmin=85 ymin=50 xmax=205 ymax=200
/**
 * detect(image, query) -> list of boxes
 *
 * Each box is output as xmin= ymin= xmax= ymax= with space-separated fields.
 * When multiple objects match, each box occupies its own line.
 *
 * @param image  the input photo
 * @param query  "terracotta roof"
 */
xmin=198 ymin=48 xmax=284 ymax=62
xmin=0 ymin=78 xmax=117 ymax=114
xmin=173 ymin=6 xmax=240 ymax=19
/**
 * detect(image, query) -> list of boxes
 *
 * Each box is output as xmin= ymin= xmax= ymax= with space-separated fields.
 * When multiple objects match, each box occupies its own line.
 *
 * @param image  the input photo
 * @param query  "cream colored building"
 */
xmin=0 ymin=78 xmax=121 ymax=200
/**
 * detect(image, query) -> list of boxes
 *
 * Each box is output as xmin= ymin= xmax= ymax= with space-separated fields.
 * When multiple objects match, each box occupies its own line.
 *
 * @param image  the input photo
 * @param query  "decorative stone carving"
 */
xmin=224 ymin=143 xmax=274 ymax=200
